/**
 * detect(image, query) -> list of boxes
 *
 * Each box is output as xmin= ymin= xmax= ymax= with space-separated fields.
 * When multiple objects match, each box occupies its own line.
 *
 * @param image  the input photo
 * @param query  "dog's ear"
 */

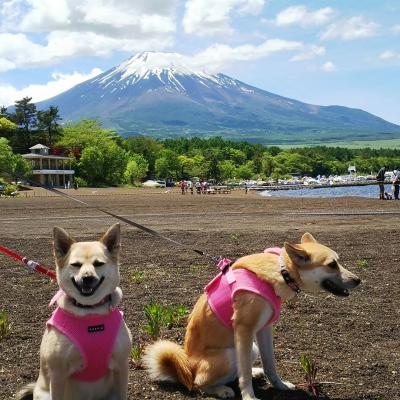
xmin=53 ymin=227 xmax=75 ymax=259
xmin=100 ymin=223 xmax=120 ymax=255
xmin=284 ymin=242 xmax=310 ymax=266
xmin=301 ymin=232 xmax=317 ymax=244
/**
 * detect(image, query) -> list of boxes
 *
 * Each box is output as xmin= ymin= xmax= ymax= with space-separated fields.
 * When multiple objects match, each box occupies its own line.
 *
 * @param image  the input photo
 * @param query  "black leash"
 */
xmin=0 ymin=168 xmax=222 ymax=264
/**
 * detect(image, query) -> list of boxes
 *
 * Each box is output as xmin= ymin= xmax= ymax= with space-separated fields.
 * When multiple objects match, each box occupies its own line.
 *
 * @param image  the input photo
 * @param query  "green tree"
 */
xmin=218 ymin=160 xmax=236 ymax=180
xmin=12 ymin=97 xmax=37 ymax=148
xmin=123 ymin=136 xmax=163 ymax=176
xmin=78 ymin=142 xmax=127 ymax=186
xmin=37 ymin=106 xmax=61 ymax=145
xmin=0 ymin=106 xmax=9 ymax=118
xmin=154 ymin=149 xmax=181 ymax=179
xmin=58 ymin=120 xmax=118 ymax=151
xmin=0 ymin=117 xmax=17 ymax=146
xmin=236 ymin=161 xmax=255 ymax=179
xmin=0 ymin=137 xmax=31 ymax=177
xmin=124 ymin=154 xmax=149 ymax=185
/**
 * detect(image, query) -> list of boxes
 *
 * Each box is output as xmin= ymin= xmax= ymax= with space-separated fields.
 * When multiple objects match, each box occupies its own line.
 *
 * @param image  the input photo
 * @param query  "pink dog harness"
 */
xmin=47 ymin=306 xmax=123 ymax=382
xmin=205 ymin=248 xmax=282 ymax=328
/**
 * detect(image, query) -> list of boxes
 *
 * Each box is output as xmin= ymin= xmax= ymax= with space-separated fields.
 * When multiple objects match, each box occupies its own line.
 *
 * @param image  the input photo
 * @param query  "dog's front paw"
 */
xmin=252 ymin=367 xmax=265 ymax=379
xmin=273 ymin=380 xmax=296 ymax=391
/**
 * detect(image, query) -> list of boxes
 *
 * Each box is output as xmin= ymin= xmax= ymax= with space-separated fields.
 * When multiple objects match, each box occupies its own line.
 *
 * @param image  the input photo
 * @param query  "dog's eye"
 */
xmin=93 ymin=260 xmax=105 ymax=267
xmin=70 ymin=262 xmax=82 ymax=268
xmin=328 ymin=260 xmax=338 ymax=269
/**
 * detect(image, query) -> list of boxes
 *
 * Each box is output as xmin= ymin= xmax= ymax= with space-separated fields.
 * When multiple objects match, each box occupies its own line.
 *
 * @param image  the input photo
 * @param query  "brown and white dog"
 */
xmin=144 ymin=233 xmax=361 ymax=400
xmin=17 ymin=224 xmax=132 ymax=400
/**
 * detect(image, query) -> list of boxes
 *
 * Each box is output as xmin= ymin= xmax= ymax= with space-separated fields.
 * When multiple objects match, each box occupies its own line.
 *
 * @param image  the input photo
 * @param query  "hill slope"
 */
xmin=36 ymin=52 xmax=400 ymax=144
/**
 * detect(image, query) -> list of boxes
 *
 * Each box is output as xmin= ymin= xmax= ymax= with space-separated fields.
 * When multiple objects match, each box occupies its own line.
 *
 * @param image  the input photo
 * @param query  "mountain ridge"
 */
xmin=36 ymin=51 xmax=400 ymax=145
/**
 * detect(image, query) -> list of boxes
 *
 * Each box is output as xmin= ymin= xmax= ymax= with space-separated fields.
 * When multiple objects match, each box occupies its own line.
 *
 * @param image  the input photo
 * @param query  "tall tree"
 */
xmin=0 ymin=106 xmax=9 ymax=118
xmin=13 ymin=97 xmax=37 ymax=148
xmin=37 ymin=106 xmax=61 ymax=145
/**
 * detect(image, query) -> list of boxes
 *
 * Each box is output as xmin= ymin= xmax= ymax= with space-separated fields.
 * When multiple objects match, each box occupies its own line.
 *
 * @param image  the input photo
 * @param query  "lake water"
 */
xmin=259 ymin=184 xmax=390 ymax=199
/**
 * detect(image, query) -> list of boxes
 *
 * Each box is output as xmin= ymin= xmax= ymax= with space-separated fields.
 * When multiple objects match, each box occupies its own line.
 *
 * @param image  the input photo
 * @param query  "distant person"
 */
xmin=73 ymin=180 xmax=78 ymax=190
xmin=376 ymin=166 xmax=386 ymax=200
xmin=244 ymin=183 xmax=248 ymax=194
xmin=186 ymin=180 xmax=193 ymax=195
xmin=179 ymin=180 xmax=186 ymax=195
xmin=195 ymin=181 xmax=201 ymax=194
xmin=392 ymin=168 xmax=400 ymax=200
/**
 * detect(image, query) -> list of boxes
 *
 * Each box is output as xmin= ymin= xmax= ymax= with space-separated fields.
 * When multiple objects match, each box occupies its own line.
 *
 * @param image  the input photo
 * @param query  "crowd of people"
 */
xmin=179 ymin=180 xmax=210 ymax=195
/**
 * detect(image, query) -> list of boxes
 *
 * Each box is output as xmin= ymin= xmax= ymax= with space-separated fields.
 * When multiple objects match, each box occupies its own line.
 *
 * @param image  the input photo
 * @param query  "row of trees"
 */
xmin=1 ymin=97 xmax=61 ymax=153
xmin=2 ymin=104 xmax=400 ymax=186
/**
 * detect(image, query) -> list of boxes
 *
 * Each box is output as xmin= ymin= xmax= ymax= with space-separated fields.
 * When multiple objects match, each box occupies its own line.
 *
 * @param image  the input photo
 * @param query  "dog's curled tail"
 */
xmin=16 ymin=383 xmax=35 ymax=400
xmin=143 ymin=340 xmax=193 ymax=391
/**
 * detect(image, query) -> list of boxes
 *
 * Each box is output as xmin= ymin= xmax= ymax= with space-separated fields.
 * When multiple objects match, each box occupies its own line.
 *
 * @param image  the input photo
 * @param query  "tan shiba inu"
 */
xmin=17 ymin=224 xmax=132 ymax=400
xmin=144 ymin=233 xmax=361 ymax=400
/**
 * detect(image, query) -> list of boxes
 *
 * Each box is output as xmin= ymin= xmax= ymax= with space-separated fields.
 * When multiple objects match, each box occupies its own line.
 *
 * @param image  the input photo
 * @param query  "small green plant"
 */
xmin=164 ymin=305 xmax=189 ymax=329
xmin=130 ymin=339 xmax=145 ymax=369
xmin=356 ymin=259 xmax=369 ymax=268
xmin=299 ymin=354 xmax=319 ymax=396
xmin=130 ymin=271 xmax=145 ymax=284
xmin=143 ymin=303 xmax=165 ymax=339
xmin=142 ymin=303 xmax=189 ymax=339
xmin=229 ymin=233 xmax=240 ymax=246
xmin=0 ymin=309 xmax=11 ymax=340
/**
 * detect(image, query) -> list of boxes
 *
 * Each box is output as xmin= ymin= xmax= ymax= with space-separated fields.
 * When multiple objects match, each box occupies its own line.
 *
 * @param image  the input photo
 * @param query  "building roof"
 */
xmin=22 ymin=154 xmax=72 ymax=160
xmin=29 ymin=144 xmax=50 ymax=150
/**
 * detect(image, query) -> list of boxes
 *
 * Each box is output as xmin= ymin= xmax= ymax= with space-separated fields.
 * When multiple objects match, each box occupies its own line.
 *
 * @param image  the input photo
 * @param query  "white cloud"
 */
xmin=183 ymin=0 xmax=266 ymax=36
xmin=191 ymin=38 xmax=303 ymax=71
xmin=0 ymin=0 xmax=178 ymax=71
xmin=0 ymin=31 xmax=174 ymax=72
xmin=379 ymin=50 xmax=400 ymax=60
xmin=0 ymin=68 xmax=102 ymax=107
xmin=321 ymin=61 xmax=336 ymax=72
xmin=290 ymin=45 xmax=325 ymax=62
xmin=275 ymin=5 xmax=334 ymax=28
xmin=320 ymin=16 xmax=379 ymax=41
xmin=391 ymin=24 xmax=400 ymax=34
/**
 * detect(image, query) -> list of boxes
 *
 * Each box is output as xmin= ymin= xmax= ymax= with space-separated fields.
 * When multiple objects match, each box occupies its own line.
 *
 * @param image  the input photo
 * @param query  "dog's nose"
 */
xmin=352 ymin=277 xmax=361 ymax=286
xmin=82 ymin=276 xmax=97 ymax=287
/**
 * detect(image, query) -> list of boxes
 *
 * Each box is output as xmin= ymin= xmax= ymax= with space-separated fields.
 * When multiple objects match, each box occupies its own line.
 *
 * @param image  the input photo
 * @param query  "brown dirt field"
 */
xmin=0 ymin=187 xmax=399 ymax=399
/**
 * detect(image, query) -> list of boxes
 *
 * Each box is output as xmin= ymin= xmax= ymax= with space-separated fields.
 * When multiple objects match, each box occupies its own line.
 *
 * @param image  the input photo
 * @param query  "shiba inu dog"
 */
xmin=17 ymin=223 xmax=132 ymax=400
xmin=144 ymin=233 xmax=361 ymax=400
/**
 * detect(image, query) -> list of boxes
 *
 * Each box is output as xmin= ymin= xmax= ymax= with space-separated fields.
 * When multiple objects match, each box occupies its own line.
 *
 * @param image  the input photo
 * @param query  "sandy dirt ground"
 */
xmin=0 ymin=187 xmax=399 ymax=399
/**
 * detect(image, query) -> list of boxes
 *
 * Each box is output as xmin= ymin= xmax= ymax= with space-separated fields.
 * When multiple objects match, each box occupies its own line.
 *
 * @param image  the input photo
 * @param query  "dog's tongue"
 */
xmin=49 ymin=289 xmax=65 ymax=307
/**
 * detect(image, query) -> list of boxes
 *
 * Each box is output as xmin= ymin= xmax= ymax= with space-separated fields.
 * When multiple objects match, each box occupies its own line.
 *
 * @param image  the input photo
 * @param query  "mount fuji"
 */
xmin=36 ymin=52 xmax=400 ymax=144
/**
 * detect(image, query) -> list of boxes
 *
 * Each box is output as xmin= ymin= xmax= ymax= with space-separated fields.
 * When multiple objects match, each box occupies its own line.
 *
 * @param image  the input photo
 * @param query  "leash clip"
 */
xmin=24 ymin=258 xmax=39 ymax=272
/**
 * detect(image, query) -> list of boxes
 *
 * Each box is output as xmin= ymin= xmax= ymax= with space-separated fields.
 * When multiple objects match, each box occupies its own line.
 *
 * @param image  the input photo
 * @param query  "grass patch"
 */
xmin=0 ymin=309 xmax=11 ymax=340
xmin=130 ymin=339 xmax=145 ymax=369
xmin=142 ymin=303 xmax=189 ymax=339
xmin=130 ymin=271 xmax=146 ymax=284
xmin=228 ymin=233 xmax=240 ymax=246
xmin=356 ymin=259 xmax=369 ymax=268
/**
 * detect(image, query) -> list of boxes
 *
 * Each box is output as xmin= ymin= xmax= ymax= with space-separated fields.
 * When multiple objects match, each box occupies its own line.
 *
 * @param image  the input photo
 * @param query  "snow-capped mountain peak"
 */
xmin=95 ymin=51 xmax=224 ymax=91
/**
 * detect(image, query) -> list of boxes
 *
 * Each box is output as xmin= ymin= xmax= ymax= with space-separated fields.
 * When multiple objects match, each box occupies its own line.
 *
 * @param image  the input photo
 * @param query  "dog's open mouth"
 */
xmin=322 ymin=279 xmax=350 ymax=297
xmin=72 ymin=276 xmax=105 ymax=297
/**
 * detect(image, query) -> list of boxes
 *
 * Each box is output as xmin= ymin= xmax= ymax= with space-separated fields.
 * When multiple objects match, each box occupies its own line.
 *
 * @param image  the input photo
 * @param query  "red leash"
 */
xmin=0 ymin=244 xmax=56 ymax=280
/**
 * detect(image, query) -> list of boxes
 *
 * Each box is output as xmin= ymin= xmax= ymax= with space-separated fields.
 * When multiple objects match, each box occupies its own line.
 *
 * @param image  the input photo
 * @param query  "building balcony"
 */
xmin=31 ymin=169 xmax=75 ymax=175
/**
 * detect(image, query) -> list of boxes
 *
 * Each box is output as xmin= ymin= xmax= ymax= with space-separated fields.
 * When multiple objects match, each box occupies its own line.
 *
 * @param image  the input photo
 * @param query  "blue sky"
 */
xmin=0 ymin=0 xmax=399 ymax=124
